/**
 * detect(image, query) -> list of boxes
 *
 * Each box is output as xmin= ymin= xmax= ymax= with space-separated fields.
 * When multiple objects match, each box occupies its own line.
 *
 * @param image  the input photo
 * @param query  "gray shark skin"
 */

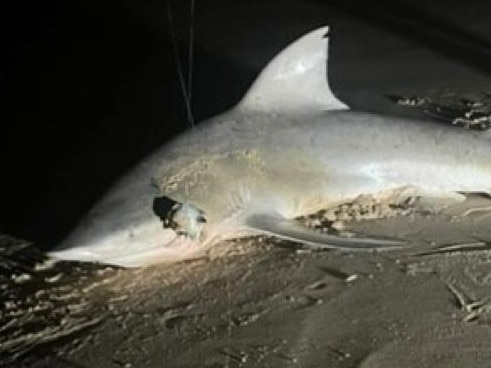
xmin=48 ymin=26 xmax=491 ymax=267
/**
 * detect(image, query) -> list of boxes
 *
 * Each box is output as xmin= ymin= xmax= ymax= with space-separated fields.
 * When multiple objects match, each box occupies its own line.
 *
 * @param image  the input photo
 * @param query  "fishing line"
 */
xmin=187 ymin=0 xmax=195 ymax=106
xmin=165 ymin=0 xmax=195 ymax=129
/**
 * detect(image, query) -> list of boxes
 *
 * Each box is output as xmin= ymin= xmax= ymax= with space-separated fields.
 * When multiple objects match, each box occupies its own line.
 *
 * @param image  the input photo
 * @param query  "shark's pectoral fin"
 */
xmin=245 ymin=213 xmax=407 ymax=251
xmin=457 ymin=191 xmax=491 ymax=200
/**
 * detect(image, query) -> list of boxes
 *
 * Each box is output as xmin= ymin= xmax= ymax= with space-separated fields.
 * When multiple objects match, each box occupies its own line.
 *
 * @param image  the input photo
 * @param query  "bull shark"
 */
xmin=48 ymin=26 xmax=491 ymax=267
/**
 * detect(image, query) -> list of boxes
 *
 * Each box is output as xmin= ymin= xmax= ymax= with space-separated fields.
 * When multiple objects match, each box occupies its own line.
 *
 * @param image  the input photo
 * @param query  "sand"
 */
xmin=2 ymin=190 xmax=491 ymax=367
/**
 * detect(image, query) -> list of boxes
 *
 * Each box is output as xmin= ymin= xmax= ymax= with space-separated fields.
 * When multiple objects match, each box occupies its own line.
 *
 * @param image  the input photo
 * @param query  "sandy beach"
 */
xmin=3 ymin=194 xmax=491 ymax=367
xmin=3 ymin=0 xmax=491 ymax=367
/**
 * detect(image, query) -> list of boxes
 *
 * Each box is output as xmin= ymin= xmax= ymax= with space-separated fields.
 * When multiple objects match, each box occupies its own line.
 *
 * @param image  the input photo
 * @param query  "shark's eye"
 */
xmin=152 ymin=196 xmax=206 ymax=241
xmin=153 ymin=196 xmax=176 ymax=222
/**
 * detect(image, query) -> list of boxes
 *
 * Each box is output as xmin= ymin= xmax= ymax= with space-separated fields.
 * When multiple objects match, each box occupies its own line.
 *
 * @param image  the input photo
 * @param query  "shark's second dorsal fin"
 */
xmin=238 ymin=26 xmax=348 ymax=113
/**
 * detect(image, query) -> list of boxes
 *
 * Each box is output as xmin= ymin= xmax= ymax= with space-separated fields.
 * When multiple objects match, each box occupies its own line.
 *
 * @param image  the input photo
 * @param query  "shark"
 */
xmin=48 ymin=26 xmax=491 ymax=267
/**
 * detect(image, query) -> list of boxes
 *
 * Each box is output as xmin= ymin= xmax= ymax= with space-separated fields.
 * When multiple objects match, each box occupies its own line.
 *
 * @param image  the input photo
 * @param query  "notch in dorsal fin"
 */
xmin=238 ymin=26 xmax=348 ymax=113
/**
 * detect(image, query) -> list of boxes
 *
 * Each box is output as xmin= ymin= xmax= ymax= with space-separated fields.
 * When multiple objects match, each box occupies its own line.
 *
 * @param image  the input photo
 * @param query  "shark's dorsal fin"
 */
xmin=238 ymin=26 xmax=348 ymax=113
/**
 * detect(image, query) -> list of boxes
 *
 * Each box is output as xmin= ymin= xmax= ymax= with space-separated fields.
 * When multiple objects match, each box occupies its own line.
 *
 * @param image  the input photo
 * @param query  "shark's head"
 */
xmin=48 ymin=169 xmax=210 ymax=268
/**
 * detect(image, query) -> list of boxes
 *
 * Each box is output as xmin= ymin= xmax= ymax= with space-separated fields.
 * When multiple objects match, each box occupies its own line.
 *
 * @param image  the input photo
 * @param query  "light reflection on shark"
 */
xmin=49 ymin=26 xmax=491 ymax=267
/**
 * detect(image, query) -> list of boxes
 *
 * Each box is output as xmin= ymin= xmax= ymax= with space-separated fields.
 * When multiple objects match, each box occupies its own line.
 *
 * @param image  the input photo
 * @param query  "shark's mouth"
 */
xmin=153 ymin=196 xmax=207 ymax=241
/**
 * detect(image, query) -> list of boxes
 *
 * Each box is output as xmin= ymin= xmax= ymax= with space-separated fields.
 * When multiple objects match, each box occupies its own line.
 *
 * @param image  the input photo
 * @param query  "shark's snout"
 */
xmin=48 ymin=195 xmax=206 ymax=267
xmin=48 ymin=219 xmax=197 ymax=267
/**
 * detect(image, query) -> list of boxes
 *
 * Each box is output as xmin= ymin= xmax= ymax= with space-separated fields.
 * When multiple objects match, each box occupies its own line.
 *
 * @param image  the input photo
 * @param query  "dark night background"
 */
xmin=1 ymin=0 xmax=491 ymax=250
